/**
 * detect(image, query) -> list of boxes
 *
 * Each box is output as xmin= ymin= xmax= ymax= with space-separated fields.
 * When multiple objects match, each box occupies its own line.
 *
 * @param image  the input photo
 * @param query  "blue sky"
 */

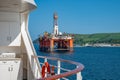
xmin=29 ymin=0 xmax=120 ymax=40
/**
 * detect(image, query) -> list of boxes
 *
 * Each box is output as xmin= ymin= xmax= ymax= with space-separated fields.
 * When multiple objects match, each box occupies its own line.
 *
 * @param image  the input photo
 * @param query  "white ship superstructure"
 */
xmin=0 ymin=0 xmax=84 ymax=80
xmin=0 ymin=0 xmax=41 ymax=80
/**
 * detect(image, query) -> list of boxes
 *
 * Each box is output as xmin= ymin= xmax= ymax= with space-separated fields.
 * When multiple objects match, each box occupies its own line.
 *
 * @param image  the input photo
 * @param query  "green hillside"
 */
xmin=74 ymin=33 xmax=120 ymax=45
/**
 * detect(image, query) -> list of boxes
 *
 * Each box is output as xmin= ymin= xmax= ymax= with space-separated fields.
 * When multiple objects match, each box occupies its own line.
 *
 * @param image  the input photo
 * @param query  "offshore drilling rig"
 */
xmin=39 ymin=13 xmax=73 ymax=52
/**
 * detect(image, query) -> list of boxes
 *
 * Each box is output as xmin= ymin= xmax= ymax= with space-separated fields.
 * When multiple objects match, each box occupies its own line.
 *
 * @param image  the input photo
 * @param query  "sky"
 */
xmin=29 ymin=0 xmax=120 ymax=40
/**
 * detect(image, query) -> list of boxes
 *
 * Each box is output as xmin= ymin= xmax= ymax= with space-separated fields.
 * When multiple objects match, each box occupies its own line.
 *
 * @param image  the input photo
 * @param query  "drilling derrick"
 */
xmin=53 ymin=13 xmax=59 ymax=36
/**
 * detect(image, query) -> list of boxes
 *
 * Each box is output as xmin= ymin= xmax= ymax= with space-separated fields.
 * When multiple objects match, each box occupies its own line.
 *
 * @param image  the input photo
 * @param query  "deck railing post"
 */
xmin=57 ymin=60 xmax=61 ymax=80
xmin=44 ymin=57 xmax=47 ymax=62
xmin=76 ymin=66 xmax=82 ymax=80
xmin=44 ymin=57 xmax=48 ymax=77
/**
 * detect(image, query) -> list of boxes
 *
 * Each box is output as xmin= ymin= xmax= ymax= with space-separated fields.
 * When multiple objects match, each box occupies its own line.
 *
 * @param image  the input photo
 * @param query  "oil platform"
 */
xmin=39 ymin=13 xmax=73 ymax=52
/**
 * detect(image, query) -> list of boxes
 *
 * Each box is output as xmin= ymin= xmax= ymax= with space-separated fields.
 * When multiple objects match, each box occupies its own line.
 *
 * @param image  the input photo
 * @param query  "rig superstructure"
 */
xmin=39 ymin=13 xmax=74 ymax=52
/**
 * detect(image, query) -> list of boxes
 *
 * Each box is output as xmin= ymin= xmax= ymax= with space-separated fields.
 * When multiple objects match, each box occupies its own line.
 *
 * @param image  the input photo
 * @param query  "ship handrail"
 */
xmin=39 ymin=62 xmax=71 ymax=72
xmin=33 ymin=56 xmax=84 ymax=80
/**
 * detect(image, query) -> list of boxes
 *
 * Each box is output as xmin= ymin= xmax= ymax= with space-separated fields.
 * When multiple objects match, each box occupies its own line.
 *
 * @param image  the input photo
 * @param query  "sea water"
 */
xmin=34 ymin=44 xmax=120 ymax=80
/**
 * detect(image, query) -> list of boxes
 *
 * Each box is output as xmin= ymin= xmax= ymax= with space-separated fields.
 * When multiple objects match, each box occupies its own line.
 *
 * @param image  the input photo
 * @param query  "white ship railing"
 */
xmin=32 ymin=56 xmax=84 ymax=80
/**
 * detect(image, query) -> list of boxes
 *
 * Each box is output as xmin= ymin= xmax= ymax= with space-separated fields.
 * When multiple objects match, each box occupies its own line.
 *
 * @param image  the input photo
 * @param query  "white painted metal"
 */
xmin=77 ymin=72 xmax=82 ymax=80
xmin=0 ymin=53 xmax=16 ymax=58
xmin=0 ymin=12 xmax=21 ymax=46
xmin=31 ymin=55 xmax=41 ymax=79
xmin=44 ymin=58 xmax=47 ymax=62
xmin=21 ymin=13 xmax=41 ymax=79
xmin=57 ymin=60 xmax=61 ymax=80
xmin=0 ymin=0 xmax=36 ymax=12
xmin=53 ymin=25 xmax=59 ymax=35
xmin=77 ymin=66 xmax=82 ymax=80
xmin=0 ymin=0 xmax=41 ymax=80
xmin=0 ymin=63 xmax=11 ymax=80
xmin=0 ymin=59 xmax=22 ymax=80
xmin=0 ymin=22 xmax=21 ymax=46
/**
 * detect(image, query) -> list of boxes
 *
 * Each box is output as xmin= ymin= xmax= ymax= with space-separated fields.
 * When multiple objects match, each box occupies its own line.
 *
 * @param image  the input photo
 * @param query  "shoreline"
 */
xmin=74 ymin=45 xmax=120 ymax=48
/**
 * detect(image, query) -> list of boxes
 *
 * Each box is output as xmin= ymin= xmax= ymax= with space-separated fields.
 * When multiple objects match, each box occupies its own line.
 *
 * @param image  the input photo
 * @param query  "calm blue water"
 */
xmin=34 ymin=44 xmax=120 ymax=80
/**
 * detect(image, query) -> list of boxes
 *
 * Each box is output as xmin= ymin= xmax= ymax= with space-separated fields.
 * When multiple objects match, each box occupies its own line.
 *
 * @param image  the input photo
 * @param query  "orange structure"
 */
xmin=39 ymin=13 xmax=73 ymax=52
xmin=39 ymin=36 xmax=73 ymax=52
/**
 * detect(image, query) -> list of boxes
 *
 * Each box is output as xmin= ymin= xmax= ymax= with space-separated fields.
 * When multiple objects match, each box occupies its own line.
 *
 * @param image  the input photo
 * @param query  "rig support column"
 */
xmin=69 ymin=39 xmax=73 ymax=51
xmin=50 ymin=39 xmax=54 ymax=52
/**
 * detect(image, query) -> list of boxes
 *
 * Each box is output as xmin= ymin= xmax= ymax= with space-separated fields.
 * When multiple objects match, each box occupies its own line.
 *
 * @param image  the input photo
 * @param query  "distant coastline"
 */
xmin=74 ymin=43 xmax=120 ymax=47
xmin=34 ymin=32 xmax=120 ymax=47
